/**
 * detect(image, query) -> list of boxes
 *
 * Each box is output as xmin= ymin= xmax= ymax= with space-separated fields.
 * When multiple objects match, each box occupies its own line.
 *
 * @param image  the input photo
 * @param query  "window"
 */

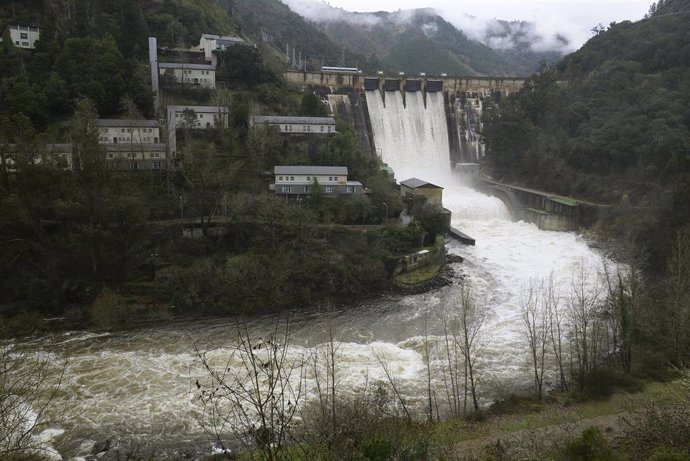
xmin=325 ymin=186 xmax=335 ymax=193
xmin=303 ymin=125 xmax=307 ymax=131
xmin=281 ymin=186 xmax=292 ymax=193
xmin=307 ymin=177 xmax=311 ymax=181
xmin=306 ymin=126 xmax=311 ymax=132
xmin=153 ymin=161 xmax=161 ymax=170
xmin=108 ymin=153 xmax=114 ymax=159
xmin=21 ymin=41 xmax=29 ymax=47
xmin=279 ymin=176 xmax=283 ymax=181
xmin=121 ymin=129 xmax=125 ymax=133
xmin=126 ymin=128 xmax=131 ymax=133
xmin=347 ymin=186 xmax=354 ymax=193
xmin=328 ymin=177 xmax=333 ymax=181
xmin=328 ymin=126 xmax=333 ymax=132
xmin=154 ymin=152 xmax=160 ymax=158
xmin=290 ymin=176 xmax=294 ymax=181
xmin=334 ymin=176 xmax=338 ymax=181
xmin=321 ymin=126 xmax=324 ymax=132
xmin=20 ymin=33 xmax=28 ymax=39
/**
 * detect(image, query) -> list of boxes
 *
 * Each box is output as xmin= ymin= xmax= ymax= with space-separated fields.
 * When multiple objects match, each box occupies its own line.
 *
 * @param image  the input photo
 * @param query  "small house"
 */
xmin=400 ymin=178 xmax=443 ymax=207
xmin=6 ymin=25 xmax=41 ymax=49
xmin=271 ymin=166 xmax=364 ymax=197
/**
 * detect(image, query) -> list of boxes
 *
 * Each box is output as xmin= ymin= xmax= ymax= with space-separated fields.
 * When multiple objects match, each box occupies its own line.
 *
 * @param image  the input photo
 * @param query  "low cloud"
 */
xmin=280 ymin=0 xmax=639 ymax=54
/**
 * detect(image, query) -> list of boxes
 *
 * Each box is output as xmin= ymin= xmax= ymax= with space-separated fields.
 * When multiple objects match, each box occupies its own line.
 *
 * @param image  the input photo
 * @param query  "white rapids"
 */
xmin=5 ymin=89 xmax=611 ymax=459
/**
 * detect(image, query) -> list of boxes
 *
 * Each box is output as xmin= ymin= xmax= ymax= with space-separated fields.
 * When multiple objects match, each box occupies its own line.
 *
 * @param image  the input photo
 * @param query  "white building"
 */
xmin=192 ymin=34 xmax=252 ymax=62
xmin=250 ymin=116 xmax=336 ymax=134
xmin=166 ymin=105 xmax=230 ymax=158
xmin=97 ymin=119 xmax=160 ymax=145
xmin=3 ymin=144 xmax=73 ymax=172
xmin=104 ymin=143 xmax=168 ymax=171
xmin=158 ymin=62 xmax=216 ymax=89
xmin=6 ymin=25 xmax=41 ymax=49
xmin=271 ymin=166 xmax=364 ymax=196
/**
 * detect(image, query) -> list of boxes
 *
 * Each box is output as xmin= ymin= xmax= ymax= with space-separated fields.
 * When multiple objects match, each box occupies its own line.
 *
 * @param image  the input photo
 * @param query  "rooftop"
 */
xmin=97 ymin=119 xmax=160 ymax=128
xmin=167 ymin=105 xmax=229 ymax=113
xmin=252 ymin=116 xmax=336 ymax=125
xmin=159 ymin=62 xmax=215 ymax=70
xmin=275 ymin=166 xmax=348 ymax=176
xmin=201 ymin=34 xmax=245 ymax=42
xmin=400 ymin=178 xmax=443 ymax=189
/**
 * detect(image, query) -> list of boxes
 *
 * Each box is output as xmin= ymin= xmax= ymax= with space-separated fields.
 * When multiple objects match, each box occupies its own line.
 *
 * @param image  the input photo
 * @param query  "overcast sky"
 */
xmin=284 ymin=0 xmax=652 ymax=52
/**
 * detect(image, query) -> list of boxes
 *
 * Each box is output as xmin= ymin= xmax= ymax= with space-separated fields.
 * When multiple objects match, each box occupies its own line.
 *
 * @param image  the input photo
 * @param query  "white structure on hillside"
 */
xmin=166 ymin=105 xmax=230 ymax=158
xmin=6 ymin=25 xmax=41 ymax=49
xmin=97 ymin=119 xmax=160 ymax=144
xmin=148 ymin=37 xmax=160 ymax=113
xmin=3 ymin=143 xmax=167 ymax=172
xmin=271 ymin=166 xmax=364 ymax=197
xmin=250 ymin=116 xmax=336 ymax=134
xmin=158 ymin=62 xmax=216 ymax=89
xmin=104 ymin=143 xmax=168 ymax=171
xmin=192 ymin=34 xmax=253 ymax=62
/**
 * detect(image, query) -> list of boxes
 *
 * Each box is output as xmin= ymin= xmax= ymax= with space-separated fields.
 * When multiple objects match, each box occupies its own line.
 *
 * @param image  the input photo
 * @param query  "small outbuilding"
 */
xmin=400 ymin=178 xmax=443 ymax=207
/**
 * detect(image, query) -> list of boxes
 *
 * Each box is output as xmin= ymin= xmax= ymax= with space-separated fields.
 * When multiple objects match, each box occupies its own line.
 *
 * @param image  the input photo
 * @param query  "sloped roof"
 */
xmin=252 ymin=116 xmax=336 ymax=125
xmin=159 ymin=62 xmax=215 ymax=70
xmin=274 ymin=166 xmax=348 ymax=176
xmin=400 ymin=178 xmax=443 ymax=189
xmin=97 ymin=119 xmax=159 ymax=128
xmin=167 ymin=105 xmax=228 ymax=113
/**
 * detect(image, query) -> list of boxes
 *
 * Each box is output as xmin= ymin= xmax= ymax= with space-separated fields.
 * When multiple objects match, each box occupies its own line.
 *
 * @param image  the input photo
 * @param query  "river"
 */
xmin=6 ymin=89 xmax=609 ymax=459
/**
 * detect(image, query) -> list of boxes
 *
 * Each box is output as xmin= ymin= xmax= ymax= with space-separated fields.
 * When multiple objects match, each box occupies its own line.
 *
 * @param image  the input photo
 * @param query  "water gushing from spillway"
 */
xmin=5 ymin=89 xmax=611 ymax=459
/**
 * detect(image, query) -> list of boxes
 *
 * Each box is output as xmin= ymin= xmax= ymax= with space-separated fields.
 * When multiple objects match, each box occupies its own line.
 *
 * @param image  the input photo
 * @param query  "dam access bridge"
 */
xmin=284 ymin=69 xmax=528 ymax=95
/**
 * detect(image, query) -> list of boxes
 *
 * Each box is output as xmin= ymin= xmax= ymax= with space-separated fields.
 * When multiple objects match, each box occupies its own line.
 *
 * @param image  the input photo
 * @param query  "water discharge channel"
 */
xmin=9 ymin=89 xmax=609 ymax=459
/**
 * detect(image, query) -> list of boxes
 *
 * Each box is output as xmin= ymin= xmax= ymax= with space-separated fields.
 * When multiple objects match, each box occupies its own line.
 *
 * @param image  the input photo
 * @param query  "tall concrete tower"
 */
xmin=148 ymin=37 xmax=160 ymax=114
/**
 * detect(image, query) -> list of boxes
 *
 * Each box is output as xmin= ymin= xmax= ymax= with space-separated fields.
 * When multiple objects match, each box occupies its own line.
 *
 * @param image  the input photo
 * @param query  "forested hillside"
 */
xmin=481 ymin=1 xmax=690 ymax=272
xmin=1 ymin=0 xmax=434 ymax=320
xmin=299 ymin=8 xmax=560 ymax=76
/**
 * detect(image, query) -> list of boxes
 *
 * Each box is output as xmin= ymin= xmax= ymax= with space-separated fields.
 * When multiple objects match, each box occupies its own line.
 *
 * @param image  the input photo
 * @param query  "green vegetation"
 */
xmin=394 ymin=263 xmax=441 ymax=285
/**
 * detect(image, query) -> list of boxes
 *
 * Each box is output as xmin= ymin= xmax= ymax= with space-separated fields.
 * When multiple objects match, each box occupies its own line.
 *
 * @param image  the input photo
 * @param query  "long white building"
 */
xmin=250 ymin=116 xmax=337 ymax=134
xmin=97 ymin=119 xmax=161 ymax=145
xmin=159 ymin=62 xmax=216 ymax=89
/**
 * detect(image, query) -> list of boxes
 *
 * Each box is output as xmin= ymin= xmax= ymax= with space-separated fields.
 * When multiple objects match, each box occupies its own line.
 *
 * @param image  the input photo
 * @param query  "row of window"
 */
xmin=182 ymin=70 xmax=212 ymax=75
xmin=107 ymin=152 xmax=162 ymax=159
xmin=174 ymin=113 xmax=218 ymax=120
xmin=103 ymin=128 xmax=157 ymax=134
xmin=281 ymin=125 xmax=334 ymax=133
xmin=278 ymin=176 xmax=340 ymax=182
xmin=279 ymin=185 xmax=339 ymax=193
xmin=127 ymin=161 xmax=162 ymax=170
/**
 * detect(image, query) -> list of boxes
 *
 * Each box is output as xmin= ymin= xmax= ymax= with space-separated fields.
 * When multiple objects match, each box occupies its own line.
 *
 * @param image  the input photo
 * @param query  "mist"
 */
xmin=280 ymin=0 xmax=651 ymax=53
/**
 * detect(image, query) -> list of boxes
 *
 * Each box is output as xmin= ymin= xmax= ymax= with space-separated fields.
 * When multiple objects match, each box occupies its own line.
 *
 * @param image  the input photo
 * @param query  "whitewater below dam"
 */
xmin=6 ymin=89 xmax=611 ymax=459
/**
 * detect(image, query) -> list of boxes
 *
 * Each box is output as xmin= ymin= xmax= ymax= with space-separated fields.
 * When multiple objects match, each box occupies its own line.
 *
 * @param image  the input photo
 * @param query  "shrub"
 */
xmin=649 ymin=448 xmax=690 ymax=461
xmin=633 ymin=351 xmax=681 ymax=383
xmin=563 ymin=427 xmax=615 ymax=461
xmin=91 ymin=288 xmax=126 ymax=330
xmin=621 ymin=376 xmax=690 ymax=460
xmin=579 ymin=367 xmax=644 ymax=400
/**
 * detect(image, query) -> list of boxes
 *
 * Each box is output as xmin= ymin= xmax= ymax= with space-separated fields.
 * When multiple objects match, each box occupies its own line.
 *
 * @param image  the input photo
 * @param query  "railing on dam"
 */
xmin=284 ymin=69 xmax=528 ymax=94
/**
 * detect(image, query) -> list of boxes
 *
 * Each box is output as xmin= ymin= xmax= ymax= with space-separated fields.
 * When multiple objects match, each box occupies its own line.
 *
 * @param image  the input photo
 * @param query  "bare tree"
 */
xmin=544 ymin=273 xmax=568 ymax=391
xmin=666 ymin=229 xmax=690 ymax=364
xmin=567 ymin=258 xmax=603 ymax=387
xmin=520 ymin=279 xmax=549 ymax=400
xmin=193 ymin=319 xmax=306 ymax=460
xmin=0 ymin=346 xmax=65 ymax=459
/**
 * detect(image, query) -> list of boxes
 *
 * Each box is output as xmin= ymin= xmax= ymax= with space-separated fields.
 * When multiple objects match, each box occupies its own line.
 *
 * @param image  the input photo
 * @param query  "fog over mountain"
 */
xmin=281 ymin=0 xmax=575 ymax=54
xmin=283 ymin=0 xmax=651 ymax=53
